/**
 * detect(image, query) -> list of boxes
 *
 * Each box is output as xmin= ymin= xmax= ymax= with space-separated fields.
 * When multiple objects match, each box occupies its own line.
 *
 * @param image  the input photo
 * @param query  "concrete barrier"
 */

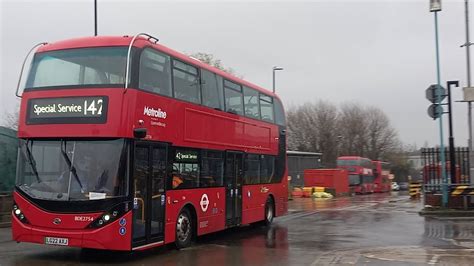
xmin=409 ymin=182 xmax=422 ymax=199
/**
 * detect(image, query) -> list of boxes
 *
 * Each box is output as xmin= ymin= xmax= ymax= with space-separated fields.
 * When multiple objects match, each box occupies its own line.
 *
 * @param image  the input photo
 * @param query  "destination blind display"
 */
xmin=27 ymin=96 xmax=108 ymax=124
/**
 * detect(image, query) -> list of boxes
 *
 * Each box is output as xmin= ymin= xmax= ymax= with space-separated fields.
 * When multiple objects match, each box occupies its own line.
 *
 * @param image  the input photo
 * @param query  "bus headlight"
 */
xmin=87 ymin=202 xmax=129 ymax=229
xmin=12 ymin=203 xmax=29 ymax=224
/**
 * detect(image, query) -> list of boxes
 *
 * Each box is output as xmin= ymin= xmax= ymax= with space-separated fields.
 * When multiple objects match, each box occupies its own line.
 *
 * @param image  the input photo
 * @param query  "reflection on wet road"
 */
xmin=2 ymin=192 xmax=474 ymax=265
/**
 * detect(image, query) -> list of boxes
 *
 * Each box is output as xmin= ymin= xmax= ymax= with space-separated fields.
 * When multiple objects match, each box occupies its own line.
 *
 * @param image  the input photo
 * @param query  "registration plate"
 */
xmin=45 ymin=237 xmax=69 ymax=246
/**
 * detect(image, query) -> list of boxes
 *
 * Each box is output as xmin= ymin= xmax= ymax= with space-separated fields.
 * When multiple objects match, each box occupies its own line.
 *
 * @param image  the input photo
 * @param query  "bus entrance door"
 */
xmin=225 ymin=151 xmax=243 ymax=227
xmin=132 ymin=142 xmax=167 ymax=248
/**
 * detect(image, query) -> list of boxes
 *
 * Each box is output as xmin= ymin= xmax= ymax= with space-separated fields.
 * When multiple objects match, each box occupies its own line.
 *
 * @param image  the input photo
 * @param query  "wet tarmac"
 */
xmin=1 ymin=192 xmax=474 ymax=265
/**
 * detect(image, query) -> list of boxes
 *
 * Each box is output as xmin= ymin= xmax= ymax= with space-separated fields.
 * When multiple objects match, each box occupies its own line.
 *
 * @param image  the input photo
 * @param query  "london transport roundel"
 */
xmin=200 ymin=194 xmax=209 ymax=212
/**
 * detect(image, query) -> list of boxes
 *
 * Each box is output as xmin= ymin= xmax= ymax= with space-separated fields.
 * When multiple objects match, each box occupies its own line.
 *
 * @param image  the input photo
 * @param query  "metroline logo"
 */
xmin=143 ymin=106 xmax=167 ymax=119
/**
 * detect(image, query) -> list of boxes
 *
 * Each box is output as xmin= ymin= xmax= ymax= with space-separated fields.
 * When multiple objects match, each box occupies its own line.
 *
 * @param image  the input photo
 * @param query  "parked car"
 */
xmin=391 ymin=182 xmax=400 ymax=191
xmin=399 ymin=182 xmax=409 ymax=191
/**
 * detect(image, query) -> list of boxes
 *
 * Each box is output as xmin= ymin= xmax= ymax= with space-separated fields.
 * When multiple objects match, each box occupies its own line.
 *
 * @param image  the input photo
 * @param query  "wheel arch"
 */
xmin=179 ymin=203 xmax=198 ymax=238
xmin=267 ymin=194 xmax=276 ymax=216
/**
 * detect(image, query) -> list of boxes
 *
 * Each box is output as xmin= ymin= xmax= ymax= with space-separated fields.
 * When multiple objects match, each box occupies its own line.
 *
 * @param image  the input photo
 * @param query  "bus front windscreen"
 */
xmin=25 ymin=47 xmax=129 ymax=89
xmin=16 ymin=139 xmax=128 ymax=201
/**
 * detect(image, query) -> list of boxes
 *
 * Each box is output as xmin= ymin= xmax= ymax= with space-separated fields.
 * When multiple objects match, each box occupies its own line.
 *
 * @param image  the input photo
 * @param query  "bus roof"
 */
xmin=35 ymin=35 xmax=280 ymax=100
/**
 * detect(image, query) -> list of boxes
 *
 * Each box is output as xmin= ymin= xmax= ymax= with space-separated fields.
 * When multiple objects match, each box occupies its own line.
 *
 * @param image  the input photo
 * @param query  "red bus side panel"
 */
xmin=241 ymin=183 xmax=288 ymax=224
xmin=164 ymin=187 xmax=226 ymax=244
xmin=184 ymin=108 xmax=272 ymax=151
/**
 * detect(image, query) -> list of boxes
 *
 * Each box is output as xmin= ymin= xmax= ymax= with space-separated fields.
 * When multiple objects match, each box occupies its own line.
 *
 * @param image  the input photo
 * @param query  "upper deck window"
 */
xmin=26 ymin=47 xmax=129 ymax=89
xmin=337 ymin=159 xmax=363 ymax=166
xmin=139 ymin=48 xmax=172 ymax=96
xmin=224 ymin=80 xmax=243 ymax=115
xmin=260 ymin=94 xmax=274 ymax=122
xmin=172 ymin=60 xmax=201 ymax=104
xmin=274 ymin=98 xmax=286 ymax=126
xmin=243 ymin=86 xmax=260 ymax=119
xmin=201 ymin=69 xmax=224 ymax=110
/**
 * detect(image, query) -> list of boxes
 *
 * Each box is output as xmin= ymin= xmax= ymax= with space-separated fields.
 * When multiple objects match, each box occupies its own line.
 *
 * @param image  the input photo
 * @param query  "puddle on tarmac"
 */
xmin=313 ymin=246 xmax=474 ymax=265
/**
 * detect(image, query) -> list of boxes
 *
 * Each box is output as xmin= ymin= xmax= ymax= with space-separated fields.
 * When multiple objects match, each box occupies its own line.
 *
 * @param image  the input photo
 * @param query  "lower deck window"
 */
xmin=169 ymin=148 xmax=282 ymax=189
xmin=244 ymin=154 xmax=261 ymax=184
xmin=260 ymin=155 xmax=275 ymax=183
xmin=172 ymin=163 xmax=199 ymax=189
xmin=200 ymin=151 xmax=224 ymax=187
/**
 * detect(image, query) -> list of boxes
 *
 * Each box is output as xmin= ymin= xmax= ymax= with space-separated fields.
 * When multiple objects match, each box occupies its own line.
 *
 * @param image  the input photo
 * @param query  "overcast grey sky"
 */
xmin=0 ymin=0 xmax=472 ymax=148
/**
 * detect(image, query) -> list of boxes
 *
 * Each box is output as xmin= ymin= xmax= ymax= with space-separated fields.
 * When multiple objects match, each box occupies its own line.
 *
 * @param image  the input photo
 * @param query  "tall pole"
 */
xmin=434 ymin=11 xmax=448 ymax=207
xmin=272 ymin=66 xmax=283 ymax=93
xmin=464 ymin=0 xmax=474 ymax=184
xmin=447 ymin=81 xmax=459 ymax=184
xmin=272 ymin=69 xmax=275 ymax=93
xmin=94 ymin=0 xmax=98 ymax=36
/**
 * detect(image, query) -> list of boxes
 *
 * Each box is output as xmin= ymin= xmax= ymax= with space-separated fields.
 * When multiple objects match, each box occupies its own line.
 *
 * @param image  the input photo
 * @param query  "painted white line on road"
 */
xmin=428 ymin=254 xmax=440 ymax=265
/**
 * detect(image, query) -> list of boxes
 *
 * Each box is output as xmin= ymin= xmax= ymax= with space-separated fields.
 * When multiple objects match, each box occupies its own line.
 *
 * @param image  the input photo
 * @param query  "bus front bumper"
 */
xmin=12 ymin=211 xmax=133 ymax=251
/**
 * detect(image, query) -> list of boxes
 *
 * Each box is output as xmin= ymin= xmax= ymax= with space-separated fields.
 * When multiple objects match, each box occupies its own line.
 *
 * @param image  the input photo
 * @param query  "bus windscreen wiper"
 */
xmin=60 ymin=140 xmax=84 ymax=193
xmin=25 ymin=140 xmax=41 ymax=183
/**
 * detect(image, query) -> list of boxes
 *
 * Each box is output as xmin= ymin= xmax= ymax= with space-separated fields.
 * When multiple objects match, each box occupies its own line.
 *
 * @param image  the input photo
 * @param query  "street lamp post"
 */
xmin=94 ymin=0 xmax=98 ymax=36
xmin=461 ymin=0 xmax=474 ymax=185
xmin=272 ymin=66 xmax=283 ymax=93
xmin=430 ymin=0 xmax=449 ymax=207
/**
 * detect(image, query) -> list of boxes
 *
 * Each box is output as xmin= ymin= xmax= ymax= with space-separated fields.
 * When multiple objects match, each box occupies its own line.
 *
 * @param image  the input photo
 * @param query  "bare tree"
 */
xmin=313 ymin=101 xmax=339 ymax=166
xmin=365 ymin=106 xmax=399 ymax=160
xmin=287 ymin=101 xmax=339 ymax=166
xmin=2 ymin=109 xmax=19 ymax=130
xmin=287 ymin=101 xmax=400 ymax=166
xmin=188 ymin=52 xmax=242 ymax=78
xmin=287 ymin=104 xmax=313 ymax=151
xmin=338 ymin=103 xmax=369 ymax=156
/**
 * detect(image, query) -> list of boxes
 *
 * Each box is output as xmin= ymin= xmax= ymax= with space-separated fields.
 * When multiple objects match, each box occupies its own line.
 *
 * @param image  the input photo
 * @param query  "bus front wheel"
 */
xmin=175 ymin=208 xmax=193 ymax=249
xmin=263 ymin=197 xmax=274 ymax=226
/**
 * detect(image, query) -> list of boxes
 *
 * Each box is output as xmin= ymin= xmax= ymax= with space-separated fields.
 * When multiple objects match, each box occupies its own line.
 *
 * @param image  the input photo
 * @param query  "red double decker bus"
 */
xmin=336 ymin=156 xmax=374 ymax=194
xmin=372 ymin=161 xmax=391 ymax=193
xmin=12 ymin=34 xmax=288 ymax=251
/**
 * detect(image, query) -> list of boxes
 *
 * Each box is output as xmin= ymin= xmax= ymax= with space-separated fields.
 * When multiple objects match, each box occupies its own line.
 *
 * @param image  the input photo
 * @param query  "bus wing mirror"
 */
xmin=133 ymin=128 xmax=147 ymax=139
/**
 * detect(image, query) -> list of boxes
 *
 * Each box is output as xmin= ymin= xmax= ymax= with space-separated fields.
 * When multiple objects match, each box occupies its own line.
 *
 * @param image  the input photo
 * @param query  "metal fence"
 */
xmin=287 ymin=151 xmax=322 ymax=187
xmin=0 ymin=126 xmax=17 ymax=194
xmin=421 ymin=147 xmax=470 ymax=193
xmin=0 ymin=127 xmax=16 ymax=227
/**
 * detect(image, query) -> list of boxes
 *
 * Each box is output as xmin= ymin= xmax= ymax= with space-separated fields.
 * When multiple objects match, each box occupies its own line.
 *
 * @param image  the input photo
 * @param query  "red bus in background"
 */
xmin=12 ymin=34 xmax=288 ymax=251
xmin=337 ymin=156 xmax=374 ymax=194
xmin=372 ymin=161 xmax=391 ymax=193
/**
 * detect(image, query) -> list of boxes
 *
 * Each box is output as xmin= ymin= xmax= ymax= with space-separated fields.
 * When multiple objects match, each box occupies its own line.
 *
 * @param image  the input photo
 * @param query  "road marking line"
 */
xmin=428 ymin=254 xmax=439 ymax=265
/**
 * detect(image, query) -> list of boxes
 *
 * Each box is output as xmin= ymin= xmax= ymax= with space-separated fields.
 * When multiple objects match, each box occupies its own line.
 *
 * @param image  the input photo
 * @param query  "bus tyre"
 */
xmin=175 ymin=208 xmax=193 ymax=249
xmin=263 ymin=197 xmax=274 ymax=226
